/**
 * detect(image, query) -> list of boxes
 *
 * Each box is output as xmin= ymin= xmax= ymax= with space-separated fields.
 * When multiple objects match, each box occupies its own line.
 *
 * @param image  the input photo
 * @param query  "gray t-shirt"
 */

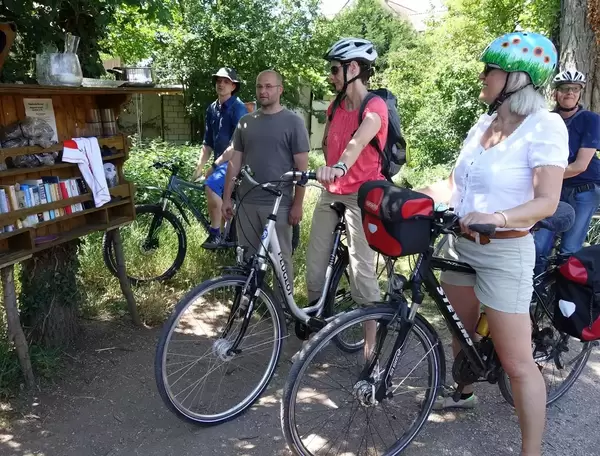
xmin=233 ymin=108 xmax=310 ymax=206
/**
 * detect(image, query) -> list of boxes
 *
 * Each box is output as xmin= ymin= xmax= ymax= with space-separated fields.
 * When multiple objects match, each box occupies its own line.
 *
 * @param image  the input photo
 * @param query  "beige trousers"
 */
xmin=307 ymin=191 xmax=380 ymax=306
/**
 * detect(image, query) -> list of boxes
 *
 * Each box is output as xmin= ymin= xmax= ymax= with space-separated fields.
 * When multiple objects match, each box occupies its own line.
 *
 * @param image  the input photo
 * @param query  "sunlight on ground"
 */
xmin=428 ymin=411 xmax=458 ymax=423
xmin=582 ymin=358 xmax=600 ymax=383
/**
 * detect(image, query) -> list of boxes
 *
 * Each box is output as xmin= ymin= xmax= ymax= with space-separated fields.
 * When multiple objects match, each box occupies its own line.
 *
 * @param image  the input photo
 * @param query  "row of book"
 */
xmin=0 ymin=177 xmax=91 ymax=232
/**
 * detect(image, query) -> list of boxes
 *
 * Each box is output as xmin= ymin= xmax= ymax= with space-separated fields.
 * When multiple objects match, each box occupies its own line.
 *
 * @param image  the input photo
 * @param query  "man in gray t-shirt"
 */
xmin=222 ymin=70 xmax=310 ymax=288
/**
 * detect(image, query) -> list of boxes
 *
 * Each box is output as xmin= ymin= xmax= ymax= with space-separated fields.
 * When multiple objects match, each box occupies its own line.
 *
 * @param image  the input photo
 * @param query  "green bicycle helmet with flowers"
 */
xmin=480 ymin=31 xmax=557 ymax=114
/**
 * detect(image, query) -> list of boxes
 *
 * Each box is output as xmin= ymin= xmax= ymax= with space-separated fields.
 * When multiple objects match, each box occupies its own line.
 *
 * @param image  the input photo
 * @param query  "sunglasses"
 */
xmin=482 ymin=64 xmax=501 ymax=76
xmin=330 ymin=64 xmax=349 ymax=75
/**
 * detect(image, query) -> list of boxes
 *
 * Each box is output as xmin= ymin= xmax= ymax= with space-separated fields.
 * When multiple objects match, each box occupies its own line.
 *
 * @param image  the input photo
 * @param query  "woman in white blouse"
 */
xmin=419 ymin=32 xmax=568 ymax=456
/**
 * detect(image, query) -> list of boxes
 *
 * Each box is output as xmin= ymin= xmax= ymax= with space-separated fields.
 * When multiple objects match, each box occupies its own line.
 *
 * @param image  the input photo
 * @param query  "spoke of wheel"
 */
xmin=392 ymin=344 xmax=435 ymax=394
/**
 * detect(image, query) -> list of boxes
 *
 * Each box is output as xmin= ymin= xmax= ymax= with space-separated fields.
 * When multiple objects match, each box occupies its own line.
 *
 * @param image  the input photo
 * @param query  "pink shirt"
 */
xmin=325 ymin=97 xmax=388 ymax=194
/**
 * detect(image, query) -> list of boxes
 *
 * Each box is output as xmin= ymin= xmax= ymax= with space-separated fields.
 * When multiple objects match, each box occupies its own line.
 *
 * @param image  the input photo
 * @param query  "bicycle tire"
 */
xmin=498 ymin=276 xmax=592 ymax=407
xmin=281 ymin=305 xmax=441 ymax=456
xmin=102 ymin=204 xmax=187 ymax=285
xmin=155 ymin=275 xmax=286 ymax=425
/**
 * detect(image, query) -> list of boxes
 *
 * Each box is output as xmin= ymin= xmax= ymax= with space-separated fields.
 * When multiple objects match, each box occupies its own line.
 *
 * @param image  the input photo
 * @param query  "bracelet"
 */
xmin=494 ymin=210 xmax=508 ymax=228
xmin=332 ymin=162 xmax=348 ymax=176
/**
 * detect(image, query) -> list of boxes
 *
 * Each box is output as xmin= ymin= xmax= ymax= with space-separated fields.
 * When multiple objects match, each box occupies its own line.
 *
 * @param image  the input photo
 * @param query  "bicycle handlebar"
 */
xmin=439 ymin=210 xmax=497 ymax=237
xmin=239 ymin=166 xmax=317 ymax=189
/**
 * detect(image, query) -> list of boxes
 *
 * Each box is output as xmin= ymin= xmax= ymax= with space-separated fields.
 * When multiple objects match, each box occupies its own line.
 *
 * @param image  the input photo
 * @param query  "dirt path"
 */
xmin=1 ymin=320 xmax=599 ymax=456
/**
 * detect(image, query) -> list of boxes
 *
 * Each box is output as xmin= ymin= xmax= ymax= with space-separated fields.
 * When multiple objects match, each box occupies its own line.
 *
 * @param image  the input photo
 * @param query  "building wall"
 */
xmin=118 ymin=92 xmax=329 ymax=149
xmin=162 ymin=95 xmax=191 ymax=144
xmin=118 ymin=94 xmax=192 ymax=144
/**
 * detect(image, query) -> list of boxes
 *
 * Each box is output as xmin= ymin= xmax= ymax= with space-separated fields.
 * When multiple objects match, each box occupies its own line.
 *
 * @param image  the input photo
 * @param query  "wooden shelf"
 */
xmin=33 ymin=198 xmax=130 ymax=229
xmin=0 ymin=135 xmax=126 ymax=161
xmin=0 ymin=154 xmax=126 ymax=178
xmin=0 ymin=83 xmax=183 ymax=96
xmin=0 ymin=227 xmax=32 ymax=242
xmin=0 ymin=182 xmax=131 ymax=226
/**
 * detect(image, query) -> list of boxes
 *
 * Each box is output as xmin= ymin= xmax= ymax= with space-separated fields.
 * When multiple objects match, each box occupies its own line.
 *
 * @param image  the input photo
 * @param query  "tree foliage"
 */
xmin=0 ymin=0 xmax=171 ymax=82
xmin=147 ymin=0 xmax=334 ymax=123
xmin=385 ymin=0 xmax=560 ymax=173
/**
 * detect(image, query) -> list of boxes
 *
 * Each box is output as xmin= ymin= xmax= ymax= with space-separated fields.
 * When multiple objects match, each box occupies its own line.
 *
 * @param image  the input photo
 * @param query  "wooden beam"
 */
xmin=1 ymin=265 xmax=35 ymax=389
xmin=110 ymin=229 xmax=141 ymax=326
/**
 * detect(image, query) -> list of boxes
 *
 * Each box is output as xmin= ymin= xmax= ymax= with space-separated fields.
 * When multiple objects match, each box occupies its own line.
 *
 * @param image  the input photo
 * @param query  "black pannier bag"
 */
xmin=553 ymin=244 xmax=600 ymax=341
xmin=357 ymin=180 xmax=434 ymax=258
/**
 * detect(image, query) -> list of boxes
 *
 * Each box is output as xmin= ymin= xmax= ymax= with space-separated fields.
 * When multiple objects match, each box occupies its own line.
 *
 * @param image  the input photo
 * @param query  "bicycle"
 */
xmin=102 ymin=159 xmax=300 ymax=285
xmin=154 ymin=166 xmax=393 ymax=426
xmin=281 ymin=207 xmax=595 ymax=456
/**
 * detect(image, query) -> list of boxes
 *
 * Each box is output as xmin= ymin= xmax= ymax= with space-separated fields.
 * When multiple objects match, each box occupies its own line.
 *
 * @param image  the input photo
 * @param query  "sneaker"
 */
xmin=433 ymin=386 xmax=477 ymax=410
xmin=202 ymin=232 xmax=223 ymax=249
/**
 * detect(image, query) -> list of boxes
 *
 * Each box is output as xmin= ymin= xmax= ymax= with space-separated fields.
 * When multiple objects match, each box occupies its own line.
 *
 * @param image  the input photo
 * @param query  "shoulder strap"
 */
xmin=358 ymin=92 xmax=382 ymax=153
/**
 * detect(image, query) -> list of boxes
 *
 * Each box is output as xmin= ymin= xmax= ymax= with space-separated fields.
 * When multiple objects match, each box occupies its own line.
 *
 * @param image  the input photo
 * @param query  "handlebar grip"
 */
xmin=468 ymin=223 xmax=497 ymax=236
xmin=305 ymin=172 xmax=317 ymax=180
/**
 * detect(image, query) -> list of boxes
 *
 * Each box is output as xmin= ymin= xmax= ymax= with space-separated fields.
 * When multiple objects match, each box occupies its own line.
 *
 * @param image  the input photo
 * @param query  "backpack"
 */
xmin=358 ymin=89 xmax=407 ymax=181
xmin=553 ymin=244 xmax=600 ymax=341
xmin=329 ymin=88 xmax=407 ymax=182
xmin=357 ymin=180 xmax=434 ymax=258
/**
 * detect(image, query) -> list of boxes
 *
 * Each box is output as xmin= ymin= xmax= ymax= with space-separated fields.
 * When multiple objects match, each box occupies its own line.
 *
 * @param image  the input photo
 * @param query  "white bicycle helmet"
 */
xmin=553 ymin=69 xmax=586 ymax=87
xmin=324 ymin=38 xmax=378 ymax=63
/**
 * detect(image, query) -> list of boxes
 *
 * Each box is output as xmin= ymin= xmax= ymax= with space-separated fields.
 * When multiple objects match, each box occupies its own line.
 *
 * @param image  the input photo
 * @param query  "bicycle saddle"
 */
xmin=532 ymin=201 xmax=575 ymax=233
xmin=329 ymin=201 xmax=346 ymax=218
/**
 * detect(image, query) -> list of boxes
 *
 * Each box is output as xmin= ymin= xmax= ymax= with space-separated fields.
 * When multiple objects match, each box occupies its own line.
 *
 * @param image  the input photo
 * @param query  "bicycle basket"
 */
xmin=357 ymin=180 xmax=434 ymax=258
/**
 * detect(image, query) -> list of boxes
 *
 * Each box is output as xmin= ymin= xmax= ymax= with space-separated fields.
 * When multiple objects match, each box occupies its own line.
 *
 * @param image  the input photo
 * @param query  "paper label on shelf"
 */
xmin=23 ymin=98 xmax=59 ymax=142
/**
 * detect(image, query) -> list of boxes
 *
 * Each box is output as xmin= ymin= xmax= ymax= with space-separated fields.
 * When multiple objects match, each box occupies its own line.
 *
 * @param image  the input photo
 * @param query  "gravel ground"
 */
xmin=0 ymin=319 xmax=598 ymax=456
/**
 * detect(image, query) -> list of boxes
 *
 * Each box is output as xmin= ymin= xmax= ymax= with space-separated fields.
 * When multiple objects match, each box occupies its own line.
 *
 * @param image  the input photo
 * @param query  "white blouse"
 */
xmin=451 ymin=109 xmax=569 ymax=230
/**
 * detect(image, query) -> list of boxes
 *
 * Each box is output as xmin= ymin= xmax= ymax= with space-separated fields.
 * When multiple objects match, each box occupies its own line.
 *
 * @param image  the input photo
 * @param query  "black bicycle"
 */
xmin=154 ymin=167 xmax=395 ymax=426
xmin=281 ymin=208 xmax=595 ymax=455
xmin=102 ymin=160 xmax=299 ymax=285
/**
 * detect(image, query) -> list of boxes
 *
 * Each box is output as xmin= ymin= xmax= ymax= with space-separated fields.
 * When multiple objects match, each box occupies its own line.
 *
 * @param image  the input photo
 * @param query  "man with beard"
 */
xmin=221 ymin=70 xmax=310 ymax=288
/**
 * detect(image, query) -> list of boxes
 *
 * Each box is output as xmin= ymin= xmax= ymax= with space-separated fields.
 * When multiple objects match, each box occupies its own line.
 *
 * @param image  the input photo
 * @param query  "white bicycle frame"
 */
xmin=240 ymin=167 xmax=341 ymax=325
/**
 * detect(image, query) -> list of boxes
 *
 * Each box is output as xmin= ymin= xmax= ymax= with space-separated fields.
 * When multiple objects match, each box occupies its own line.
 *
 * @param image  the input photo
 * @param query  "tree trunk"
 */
xmin=559 ymin=0 xmax=599 ymax=110
xmin=18 ymin=241 xmax=82 ymax=348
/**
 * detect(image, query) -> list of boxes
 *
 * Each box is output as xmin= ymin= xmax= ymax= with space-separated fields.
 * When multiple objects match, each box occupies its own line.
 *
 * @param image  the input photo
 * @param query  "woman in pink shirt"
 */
xmin=307 ymin=38 xmax=388 ymax=355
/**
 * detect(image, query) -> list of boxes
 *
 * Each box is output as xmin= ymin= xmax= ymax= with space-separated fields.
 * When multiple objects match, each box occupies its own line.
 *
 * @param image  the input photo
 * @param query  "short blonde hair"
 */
xmin=505 ymin=72 xmax=547 ymax=115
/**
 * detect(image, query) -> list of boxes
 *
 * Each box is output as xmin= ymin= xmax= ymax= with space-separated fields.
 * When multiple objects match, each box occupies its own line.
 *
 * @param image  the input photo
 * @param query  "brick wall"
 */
xmin=162 ymin=95 xmax=191 ymax=144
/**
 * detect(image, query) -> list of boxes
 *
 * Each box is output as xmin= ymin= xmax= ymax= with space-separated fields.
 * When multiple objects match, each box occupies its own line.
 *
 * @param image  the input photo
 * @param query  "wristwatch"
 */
xmin=332 ymin=161 xmax=348 ymax=176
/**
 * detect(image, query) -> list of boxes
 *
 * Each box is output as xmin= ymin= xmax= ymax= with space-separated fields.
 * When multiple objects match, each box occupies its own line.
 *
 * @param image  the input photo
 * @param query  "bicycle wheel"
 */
xmin=102 ymin=204 xmax=187 ymax=285
xmin=498 ymin=277 xmax=592 ymax=407
xmin=281 ymin=306 xmax=441 ymax=456
xmin=155 ymin=275 xmax=286 ymax=425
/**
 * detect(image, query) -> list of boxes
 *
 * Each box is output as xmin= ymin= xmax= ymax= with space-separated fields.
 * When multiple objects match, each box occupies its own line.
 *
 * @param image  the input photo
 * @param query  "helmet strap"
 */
xmin=487 ymin=74 xmax=532 ymax=115
xmin=328 ymin=64 xmax=371 ymax=121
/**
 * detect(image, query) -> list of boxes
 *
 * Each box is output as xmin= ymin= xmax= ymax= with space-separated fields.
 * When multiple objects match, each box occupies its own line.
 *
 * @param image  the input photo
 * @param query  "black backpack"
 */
xmin=358 ymin=89 xmax=407 ymax=181
xmin=329 ymin=88 xmax=407 ymax=182
xmin=553 ymin=244 xmax=600 ymax=341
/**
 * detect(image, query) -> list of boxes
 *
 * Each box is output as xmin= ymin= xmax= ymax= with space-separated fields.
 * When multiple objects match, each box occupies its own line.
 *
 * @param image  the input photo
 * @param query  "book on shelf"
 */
xmin=0 ymin=185 xmax=22 ymax=229
xmin=0 ymin=175 xmax=94 ymax=230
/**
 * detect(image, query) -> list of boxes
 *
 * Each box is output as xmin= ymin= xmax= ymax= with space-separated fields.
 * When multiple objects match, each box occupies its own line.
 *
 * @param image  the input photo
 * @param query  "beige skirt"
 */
xmin=438 ymin=233 xmax=535 ymax=314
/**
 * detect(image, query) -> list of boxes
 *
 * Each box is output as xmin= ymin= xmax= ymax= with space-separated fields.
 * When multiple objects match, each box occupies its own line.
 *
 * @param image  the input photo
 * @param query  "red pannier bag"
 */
xmin=553 ymin=244 xmax=600 ymax=341
xmin=357 ymin=180 xmax=434 ymax=258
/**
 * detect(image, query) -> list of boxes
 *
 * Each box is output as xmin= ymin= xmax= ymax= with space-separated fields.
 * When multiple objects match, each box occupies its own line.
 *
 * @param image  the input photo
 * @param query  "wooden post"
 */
xmin=1 ymin=265 xmax=35 ymax=388
xmin=110 ymin=228 xmax=141 ymax=326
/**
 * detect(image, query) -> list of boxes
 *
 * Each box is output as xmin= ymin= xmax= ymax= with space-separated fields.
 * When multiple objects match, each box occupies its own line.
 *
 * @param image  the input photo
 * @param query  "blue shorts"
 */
xmin=205 ymin=162 xmax=228 ymax=197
